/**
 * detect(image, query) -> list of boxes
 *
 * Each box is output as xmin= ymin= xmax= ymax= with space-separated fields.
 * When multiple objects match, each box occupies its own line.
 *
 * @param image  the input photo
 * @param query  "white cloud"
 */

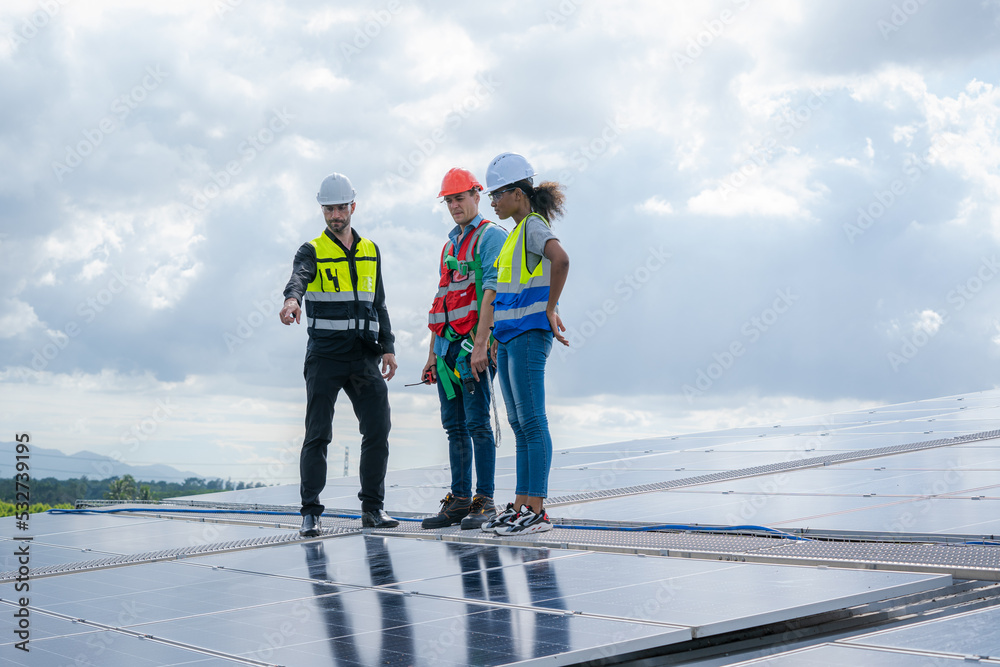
xmin=0 ymin=298 xmax=40 ymax=339
xmin=286 ymin=64 xmax=349 ymax=93
xmin=893 ymin=124 xmax=917 ymax=146
xmin=688 ymin=183 xmax=803 ymax=218
xmin=145 ymin=258 xmax=201 ymax=310
xmin=41 ymin=210 xmax=130 ymax=268
xmin=915 ymin=309 xmax=944 ymax=335
xmin=687 ymin=155 xmax=826 ymax=219
xmin=3 ymin=0 xmax=1000 ymax=481
xmin=80 ymin=259 xmax=109 ymax=281
xmin=637 ymin=196 xmax=675 ymax=216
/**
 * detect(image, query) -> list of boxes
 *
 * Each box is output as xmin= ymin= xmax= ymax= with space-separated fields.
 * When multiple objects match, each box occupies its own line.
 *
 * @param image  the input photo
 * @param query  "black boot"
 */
xmin=299 ymin=514 xmax=322 ymax=537
xmin=361 ymin=509 xmax=400 ymax=528
xmin=421 ymin=493 xmax=472 ymax=529
xmin=459 ymin=494 xmax=495 ymax=530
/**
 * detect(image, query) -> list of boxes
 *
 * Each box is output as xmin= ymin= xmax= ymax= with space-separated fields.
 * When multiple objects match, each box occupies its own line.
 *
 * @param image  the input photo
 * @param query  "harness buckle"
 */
xmin=460 ymin=337 xmax=475 ymax=355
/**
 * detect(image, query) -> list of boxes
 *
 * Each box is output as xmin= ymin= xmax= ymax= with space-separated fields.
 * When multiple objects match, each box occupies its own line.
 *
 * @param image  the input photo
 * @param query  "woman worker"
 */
xmin=475 ymin=152 xmax=570 ymax=535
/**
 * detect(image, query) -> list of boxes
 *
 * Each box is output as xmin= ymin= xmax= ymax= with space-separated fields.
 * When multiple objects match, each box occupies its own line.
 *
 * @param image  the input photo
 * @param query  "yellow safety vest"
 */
xmin=304 ymin=232 xmax=380 ymax=342
xmin=493 ymin=212 xmax=551 ymax=343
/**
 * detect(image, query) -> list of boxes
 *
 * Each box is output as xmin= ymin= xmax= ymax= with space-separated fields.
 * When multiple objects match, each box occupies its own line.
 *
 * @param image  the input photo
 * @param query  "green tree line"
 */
xmin=0 ymin=501 xmax=74 ymax=517
xmin=1 ymin=475 xmax=269 ymax=507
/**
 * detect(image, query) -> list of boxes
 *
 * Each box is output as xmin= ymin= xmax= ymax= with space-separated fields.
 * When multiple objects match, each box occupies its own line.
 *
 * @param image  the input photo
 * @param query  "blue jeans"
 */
xmin=496 ymin=328 xmax=553 ymax=498
xmin=437 ymin=340 xmax=496 ymax=498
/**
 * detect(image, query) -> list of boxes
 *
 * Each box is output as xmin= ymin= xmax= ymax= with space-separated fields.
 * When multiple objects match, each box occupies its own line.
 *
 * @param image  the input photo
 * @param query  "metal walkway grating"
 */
xmin=14 ymin=506 xmax=1000 ymax=582
xmin=0 ymin=525 xmax=360 ymax=581
xmin=365 ymin=517 xmax=1000 ymax=581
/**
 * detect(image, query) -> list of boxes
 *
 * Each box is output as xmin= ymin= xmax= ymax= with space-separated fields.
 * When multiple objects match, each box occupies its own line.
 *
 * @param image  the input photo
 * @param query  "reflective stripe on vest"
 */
xmin=305 ymin=232 xmax=380 ymax=341
xmin=306 ymin=318 xmax=380 ymax=333
xmin=305 ymin=291 xmax=375 ymax=302
xmin=427 ymin=220 xmax=494 ymax=337
xmin=492 ymin=212 xmax=551 ymax=342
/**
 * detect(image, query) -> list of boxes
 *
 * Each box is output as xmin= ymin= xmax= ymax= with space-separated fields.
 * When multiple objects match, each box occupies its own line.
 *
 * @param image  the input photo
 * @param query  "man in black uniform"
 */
xmin=279 ymin=172 xmax=400 ymax=536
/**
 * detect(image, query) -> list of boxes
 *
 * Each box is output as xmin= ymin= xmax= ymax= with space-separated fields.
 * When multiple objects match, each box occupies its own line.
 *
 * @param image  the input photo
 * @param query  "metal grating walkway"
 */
xmin=0 ymin=524 xmax=360 ymax=581
xmin=22 ymin=504 xmax=996 ymax=582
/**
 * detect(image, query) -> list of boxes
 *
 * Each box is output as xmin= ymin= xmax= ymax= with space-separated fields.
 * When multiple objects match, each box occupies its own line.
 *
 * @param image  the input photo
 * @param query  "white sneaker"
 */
xmin=495 ymin=505 xmax=553 ymax=535
xmin=481 ymin=502 xmax=517 ymax=532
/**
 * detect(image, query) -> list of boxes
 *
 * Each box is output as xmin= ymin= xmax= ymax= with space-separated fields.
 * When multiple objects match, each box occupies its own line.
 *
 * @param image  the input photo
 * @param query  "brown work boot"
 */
xmin=421 ymin=493 xmax=472 ymax=529
xmin=460 ymin=494 xmax=495 ymax=530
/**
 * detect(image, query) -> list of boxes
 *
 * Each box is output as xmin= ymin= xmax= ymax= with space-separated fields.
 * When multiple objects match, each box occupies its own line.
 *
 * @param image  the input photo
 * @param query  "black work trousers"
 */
xmin=301 ymin=353 xmax=391 ymax=516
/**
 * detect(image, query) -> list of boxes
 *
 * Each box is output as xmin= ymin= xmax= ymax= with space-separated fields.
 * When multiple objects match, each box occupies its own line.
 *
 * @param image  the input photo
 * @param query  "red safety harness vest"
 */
xmin=428 ymin=220 xmax=494 ymax=338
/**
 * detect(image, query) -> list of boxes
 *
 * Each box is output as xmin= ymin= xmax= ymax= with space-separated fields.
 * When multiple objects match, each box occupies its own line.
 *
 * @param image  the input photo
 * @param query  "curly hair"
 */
xmin=512 ymin=179 xmax=566 ymax=222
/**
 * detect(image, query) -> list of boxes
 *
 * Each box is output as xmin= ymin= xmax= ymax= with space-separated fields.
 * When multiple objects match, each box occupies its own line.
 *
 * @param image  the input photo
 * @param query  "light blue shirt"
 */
xmin=433 ymin=214 xmax=507 ymax=356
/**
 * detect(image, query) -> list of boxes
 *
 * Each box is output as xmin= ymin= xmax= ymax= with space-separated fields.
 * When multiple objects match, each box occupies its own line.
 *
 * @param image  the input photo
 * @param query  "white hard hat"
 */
xmin=316 ymin=173 xmax=356 ymax=205
xmin=484 ymin=152 xmax=535 ymax=193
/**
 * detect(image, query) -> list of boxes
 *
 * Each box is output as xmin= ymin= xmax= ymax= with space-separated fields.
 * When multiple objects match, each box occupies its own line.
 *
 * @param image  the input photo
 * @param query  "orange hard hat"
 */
xmin=438 ymin=167 xmax=483 ymax=197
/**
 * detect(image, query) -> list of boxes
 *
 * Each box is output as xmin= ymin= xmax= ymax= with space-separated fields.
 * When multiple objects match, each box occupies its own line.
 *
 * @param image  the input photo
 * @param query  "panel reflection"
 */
xmin=443 ymin=544 xmax=572 ymax=662
xmin=521 ymin=550 xmax=570 ymax=658
xmin=448 ymin=542 xmax=514 ymax=664
xmin=301 ymin=537 xmax=413 ymax=664
xmin=365 ymin=536 xmax=415 ymax=662
xmin=302 ymin=540 xmax=361 ymax=665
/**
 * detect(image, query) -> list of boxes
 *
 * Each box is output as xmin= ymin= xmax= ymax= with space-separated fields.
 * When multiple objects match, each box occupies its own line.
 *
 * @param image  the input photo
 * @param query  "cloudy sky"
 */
xmin=2 ymin=0 xmax=1000 ymax=484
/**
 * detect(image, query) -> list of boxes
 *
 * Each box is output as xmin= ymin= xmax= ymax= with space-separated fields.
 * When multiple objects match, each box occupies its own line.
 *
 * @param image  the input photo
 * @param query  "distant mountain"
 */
xmin=1 ymin=443 xmax=203 ymax=482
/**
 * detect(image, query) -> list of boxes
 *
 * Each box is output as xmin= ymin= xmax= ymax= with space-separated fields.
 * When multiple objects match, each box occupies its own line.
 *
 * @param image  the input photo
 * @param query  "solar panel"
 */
xmin=6 ymin=390 xmax=1000 ymax=664
xmin=843 ymin=605 xmax=1000 ymax=657
xmin=730 ymin=643 xmax=969 ymax=665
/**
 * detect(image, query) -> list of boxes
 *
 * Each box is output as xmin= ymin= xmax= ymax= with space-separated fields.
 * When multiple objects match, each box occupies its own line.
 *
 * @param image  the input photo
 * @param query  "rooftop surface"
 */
xmin=4 ymin=390 xmax=1000 ymax=665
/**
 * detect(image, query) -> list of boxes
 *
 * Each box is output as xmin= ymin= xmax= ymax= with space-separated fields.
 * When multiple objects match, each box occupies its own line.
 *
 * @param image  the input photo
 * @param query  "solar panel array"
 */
xmin=3 ymin=390 xmax=1000 ymax=665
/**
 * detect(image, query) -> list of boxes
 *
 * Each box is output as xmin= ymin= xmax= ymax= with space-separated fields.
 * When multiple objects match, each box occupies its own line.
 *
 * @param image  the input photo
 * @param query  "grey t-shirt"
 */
xmin=524 ymin=215 xmax=558 ymax=273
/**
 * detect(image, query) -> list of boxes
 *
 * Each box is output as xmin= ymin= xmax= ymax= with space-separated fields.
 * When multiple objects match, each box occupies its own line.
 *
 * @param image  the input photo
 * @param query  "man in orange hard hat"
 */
xmin=421 ymin=168 xmax=508 ymax=530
